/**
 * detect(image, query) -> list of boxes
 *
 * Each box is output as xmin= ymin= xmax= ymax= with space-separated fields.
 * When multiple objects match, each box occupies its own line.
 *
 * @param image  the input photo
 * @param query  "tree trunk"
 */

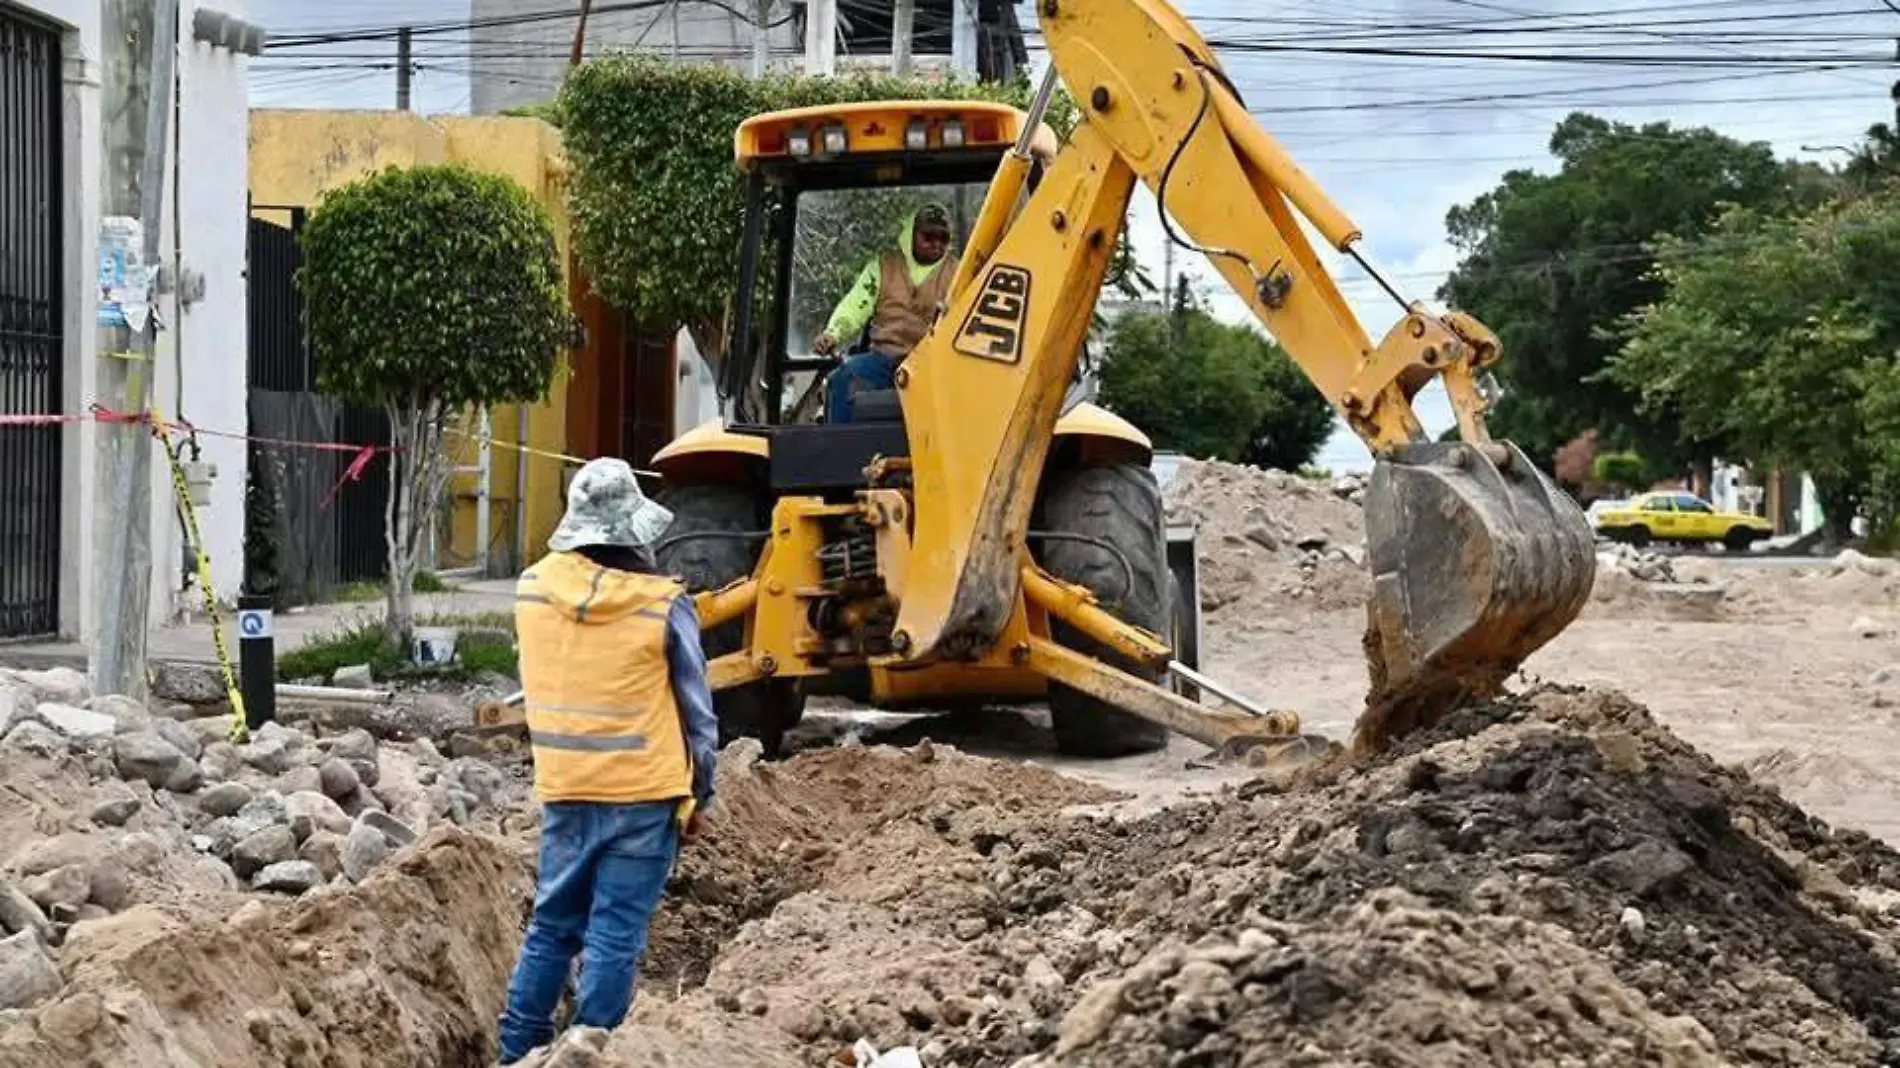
xmin=384 ymin=401 xmax=417 ymax=646
xmin=1814 ymin=477 xmax=1859 ymax=546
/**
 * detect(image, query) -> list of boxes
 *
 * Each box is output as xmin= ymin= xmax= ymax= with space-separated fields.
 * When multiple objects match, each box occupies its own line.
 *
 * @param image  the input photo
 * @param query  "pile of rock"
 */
xmin=0 ymin=665 xmax=532 ymax=1012
xmin=1593 ymin=541 xmax=1677 ymax=583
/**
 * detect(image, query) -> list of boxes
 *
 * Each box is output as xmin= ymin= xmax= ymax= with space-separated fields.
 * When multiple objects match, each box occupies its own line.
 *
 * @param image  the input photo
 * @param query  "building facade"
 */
xmin=0 ymin=0 xmax=256 ymax=644
xmin=467 ymin=0 xmax=1030 ymax=114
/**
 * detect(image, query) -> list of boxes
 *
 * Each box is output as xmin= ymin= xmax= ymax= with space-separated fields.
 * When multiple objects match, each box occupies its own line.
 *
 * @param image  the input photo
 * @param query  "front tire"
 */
xmin=654 ymin=483 xmax=804 ymax=758
xmin=1626 ymin=525 xmax=1653 ymax=549
xmin=1723 ymin=526 xmax=1758 ymax=552
xmin=1033 ymin=463 xmax=1173 ymax=758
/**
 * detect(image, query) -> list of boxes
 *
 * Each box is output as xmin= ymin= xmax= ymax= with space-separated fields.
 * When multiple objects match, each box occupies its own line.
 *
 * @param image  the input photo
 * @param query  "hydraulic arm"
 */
xmin=891 ymin=0 xmax=1595 ymax=751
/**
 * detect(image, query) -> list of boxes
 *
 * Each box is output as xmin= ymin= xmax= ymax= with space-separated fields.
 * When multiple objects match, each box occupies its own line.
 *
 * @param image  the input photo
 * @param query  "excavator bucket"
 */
xmin=1354 ymin=439 xmax=1596 ymax=753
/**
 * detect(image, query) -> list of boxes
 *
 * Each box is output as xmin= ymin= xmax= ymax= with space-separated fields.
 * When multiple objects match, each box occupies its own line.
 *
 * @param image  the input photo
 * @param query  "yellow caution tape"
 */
xmin=444 ymin=427 xmax=659 ymax=479
xmin=152 ymin=415 xmax=250 ymax=745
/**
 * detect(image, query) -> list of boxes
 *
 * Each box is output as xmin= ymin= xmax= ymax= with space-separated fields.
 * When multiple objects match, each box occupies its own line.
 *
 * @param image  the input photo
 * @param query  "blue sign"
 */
xmin=237 ymin=609 xmax=272 ymax=639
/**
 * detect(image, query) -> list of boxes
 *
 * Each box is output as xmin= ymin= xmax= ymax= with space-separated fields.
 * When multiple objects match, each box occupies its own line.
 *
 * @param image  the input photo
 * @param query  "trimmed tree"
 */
xmin=298 ymin=164 xmax=569 ymax=643
xmin=556 ymin=56 xmax=1082 ymax=375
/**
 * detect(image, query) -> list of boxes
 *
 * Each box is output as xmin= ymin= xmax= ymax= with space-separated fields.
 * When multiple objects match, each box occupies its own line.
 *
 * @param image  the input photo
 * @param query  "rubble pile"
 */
xmin=1163 ymin=460 xmax=1371 ymax=613
xmin=0 ymin=665 xmax=534 ymax=1020
xmin=532 ymin=690 xmax=1900 ymax=1068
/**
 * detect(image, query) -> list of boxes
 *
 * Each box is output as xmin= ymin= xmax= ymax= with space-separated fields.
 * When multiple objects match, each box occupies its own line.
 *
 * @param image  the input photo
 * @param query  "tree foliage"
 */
xmin=298 ymin=163 xmax=568 ymax=639
xmin=1611 ymin=194 xmax=1900 ymax=539
xmin=1591 ymin=452 xmax=1646 ymax=494
xmin=1439 ymin=112 xmax=1829 ymax=472
xmin=558 ymin=56 xmax=1075 ymax=365
xmin=1097 ymin=307 xmax=1333 ymax=469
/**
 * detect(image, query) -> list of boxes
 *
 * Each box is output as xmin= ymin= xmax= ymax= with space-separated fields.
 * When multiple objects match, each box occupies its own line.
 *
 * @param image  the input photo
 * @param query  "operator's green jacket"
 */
xmin=823 ymin=211 xmax=960 ymax=351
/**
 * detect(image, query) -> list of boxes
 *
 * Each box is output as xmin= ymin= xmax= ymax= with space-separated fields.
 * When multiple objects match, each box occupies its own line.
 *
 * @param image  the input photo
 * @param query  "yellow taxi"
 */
xmin=1592 ymin=491 xmax=1774 ymax=551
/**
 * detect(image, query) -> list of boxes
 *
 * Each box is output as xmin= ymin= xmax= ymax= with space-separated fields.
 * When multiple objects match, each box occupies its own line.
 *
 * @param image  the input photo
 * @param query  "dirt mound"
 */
xmin=0 ymin=829 xmax=532 ymax=1068
xmin=645 ymin=740 xmax=1121 ymax=991
xmin=1163 ymin=460 xmax=1371 ymax=614
xmin=562 ymin=688 xmax=1900 ymax=1068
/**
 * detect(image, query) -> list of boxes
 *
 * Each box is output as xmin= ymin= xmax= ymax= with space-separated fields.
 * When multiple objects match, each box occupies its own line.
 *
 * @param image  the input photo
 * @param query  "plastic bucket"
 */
xmin=411 ymin=626 xmax=460 ymax=668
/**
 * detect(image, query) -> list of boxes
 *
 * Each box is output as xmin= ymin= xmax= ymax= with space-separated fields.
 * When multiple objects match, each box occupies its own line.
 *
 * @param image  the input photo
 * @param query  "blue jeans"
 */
xmin=826 ymin=349 xmax=899 ymax=423
xmin=497 ymin=801 xmax=681 ymax=1063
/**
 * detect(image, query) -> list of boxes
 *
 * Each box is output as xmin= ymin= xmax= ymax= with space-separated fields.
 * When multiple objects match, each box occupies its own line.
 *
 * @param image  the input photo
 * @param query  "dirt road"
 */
xmin=1 ymin=459 xmax=1896 ymax=1066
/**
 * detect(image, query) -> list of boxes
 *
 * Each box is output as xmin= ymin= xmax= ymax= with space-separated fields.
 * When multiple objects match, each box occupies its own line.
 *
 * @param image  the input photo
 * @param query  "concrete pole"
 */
xmin=892 ymin=0 xmax=914 ymax=76
xmin=804 ymin=0 xmax=836 ymax=75
xmin=94 ymin=0 xmax=176 ymax=699
xmin=396 ymin=27 xmax=412 ymax=110
xmin=751 ymin=0 xmax=771 ymax=78
xmin=951 ymin=0 xmax=977 ymax=76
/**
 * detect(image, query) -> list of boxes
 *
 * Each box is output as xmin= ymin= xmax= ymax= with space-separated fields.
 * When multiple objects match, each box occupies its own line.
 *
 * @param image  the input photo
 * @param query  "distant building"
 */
xmin=468 ymin=0 xmax=1031 ymax=115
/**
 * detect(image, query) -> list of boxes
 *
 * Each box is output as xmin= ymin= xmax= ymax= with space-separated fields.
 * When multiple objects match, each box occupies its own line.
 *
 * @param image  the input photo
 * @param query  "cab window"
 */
xmin=1637 ymin=495 xmax=1674 ymax=512
xmin=1674 ymin=496 xmax=1713 ymax=513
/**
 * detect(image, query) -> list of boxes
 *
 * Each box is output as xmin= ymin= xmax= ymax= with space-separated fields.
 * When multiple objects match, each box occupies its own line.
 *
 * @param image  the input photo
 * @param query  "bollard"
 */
xmin=236 ymin=593 xmax=275 ymax=729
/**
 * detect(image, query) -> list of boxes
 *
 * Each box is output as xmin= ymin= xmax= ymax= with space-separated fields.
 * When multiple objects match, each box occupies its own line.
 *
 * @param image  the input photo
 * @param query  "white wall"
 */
xmin=146 ymin=0 xmax=252 ymax=621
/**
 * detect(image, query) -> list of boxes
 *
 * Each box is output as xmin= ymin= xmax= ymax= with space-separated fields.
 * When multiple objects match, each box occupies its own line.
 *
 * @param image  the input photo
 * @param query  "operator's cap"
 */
xmin=914 ymin=203 xmax=951 ymax=233
xmin=548 ymin=457 xmax=674 ymax=552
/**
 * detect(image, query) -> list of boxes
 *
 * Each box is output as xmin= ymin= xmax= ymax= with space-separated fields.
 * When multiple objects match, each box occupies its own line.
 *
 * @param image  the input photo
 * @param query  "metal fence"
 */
xmin=246 ymin=211 xmax=391 ymax=606
xmin=0 ymin=9 xmax=64 ymax=637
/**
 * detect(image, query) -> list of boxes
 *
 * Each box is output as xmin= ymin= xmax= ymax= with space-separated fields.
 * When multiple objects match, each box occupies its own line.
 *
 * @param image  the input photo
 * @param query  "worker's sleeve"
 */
xmin=823 ymin=258 xmax=881 ymax=342
xmin=665 ymin=596 xmax=719 ymax=806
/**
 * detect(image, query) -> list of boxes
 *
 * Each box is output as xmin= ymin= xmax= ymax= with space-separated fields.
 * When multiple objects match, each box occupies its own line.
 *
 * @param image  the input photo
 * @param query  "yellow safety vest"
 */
xmin=515 ymin=552 xmax=696 ymax=816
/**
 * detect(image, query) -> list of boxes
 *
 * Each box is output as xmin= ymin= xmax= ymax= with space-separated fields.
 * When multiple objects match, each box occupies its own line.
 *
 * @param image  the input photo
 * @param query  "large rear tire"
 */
xmin=654 ymin=483 xmax=804 ymax=758
xmin=1033 ymin=463 xmax=1173 ymax=758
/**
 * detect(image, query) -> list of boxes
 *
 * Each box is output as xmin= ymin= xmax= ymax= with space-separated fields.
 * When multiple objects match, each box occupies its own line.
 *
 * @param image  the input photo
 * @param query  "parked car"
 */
xmin=1592 ymin=491 xmax=1774 ymax=551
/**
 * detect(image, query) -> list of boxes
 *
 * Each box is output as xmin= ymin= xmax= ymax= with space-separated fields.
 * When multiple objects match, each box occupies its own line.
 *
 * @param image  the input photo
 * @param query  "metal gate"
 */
xmin=246 ymin=211 xmax=391 ymax=607
xmin=0 ymin=9 xmax=64 ymax=637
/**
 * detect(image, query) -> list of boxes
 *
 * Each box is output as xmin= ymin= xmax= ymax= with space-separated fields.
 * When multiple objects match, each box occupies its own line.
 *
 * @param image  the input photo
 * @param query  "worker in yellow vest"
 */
xmin=814 ymin=202 xmax=959 ymax=422
xmin=497 ymin=457 xmax=717 ymax=1064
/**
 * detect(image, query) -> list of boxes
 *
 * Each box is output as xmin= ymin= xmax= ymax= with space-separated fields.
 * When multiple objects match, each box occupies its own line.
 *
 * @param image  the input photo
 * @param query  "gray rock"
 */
xmin=0 ymin=683 xmax=34 ymax=736
xmin=0 ymin=930 xmax=61 ymax=1010
xmin=1241 ymin=524 xmax=1279 ymax=552
xmin=1872 ymin=665 xmax=1900 ymax=687
xmin=3 ymin=722 xmax=64 ymax=758
xmin=198 ymin=781 xmax=254 ymax=818
xmin=1852 ymin=616 xmax=1891 ymax=639
xmin=318 ymin=758 xmax=361 ymax=801
xmin=87 ymin=694 xmax=152 ymax=735
xmin=252 ymin=860 xmax=321 ymax=895
xmin=37 ymin=703 xmax=115 ymax=741
xmin=162 ymin=759 xmax=204 ymax=794
xmin=408 ymin=738 xmax=443 ymax=764
xmin=10 ymin=668 xmax=90 ymax=706
xmin=150 ymin=662 xmax=227 ymax=705
xmin=8 ymin=835 xmax=99 ymax=878
xmin=299 ymin=831 xmax=346 ymax=882
xmin=284 ymin=791 xmax=352 ymax=841
xmin=89 ymin=780 xmax=142 ymax=827
xmin=332 ymin=664 xmax=375 ymax=689
xmin=154 ymin=719 xmax=204 ymax=761
xmin=24 ymin=865 xmax=91 ymax=912
xmin=345 ymin=758 xmax=380 ymax=790
xmin=241 ymin=736 xmax=294 ymax=775
xmin=87 ymin=859 xmax=131 ymax=912
xmin=445 ymin=758 xmax=506 ymax=808
xmin=1293 ymin=532 xmax=1329 ymax=552
xmin=199 ymin=742 xmax=242 ymax=782
xmin=113 ymin=731 xmax=188 ymax=789
xmin=329 ymin=728 xmax=379 ymax=764
xmin=358 ymin=809 xmax=418 ymax=847
xmin=231 ymin=826 xmax=296 ymax=879
xmin=278 ymin=765 xmax=323 ymax=796
xmin=0 ymin=884 xmax=51 ymax=943
xmin=342 ymin=821 xmax=391 ymax=883
xmin=116 ymin=833 xmax=164 ymax=873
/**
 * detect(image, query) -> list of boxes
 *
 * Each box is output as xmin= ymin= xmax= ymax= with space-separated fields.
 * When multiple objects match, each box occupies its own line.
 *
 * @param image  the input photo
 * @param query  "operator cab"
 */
xmin=721 ymin=101 xmax=1045 ymax=498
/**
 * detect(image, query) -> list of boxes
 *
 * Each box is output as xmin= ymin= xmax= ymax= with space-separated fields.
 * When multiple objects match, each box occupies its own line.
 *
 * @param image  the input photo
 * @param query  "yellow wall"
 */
xmin=249 ymin=109 xmax=575 ymax=577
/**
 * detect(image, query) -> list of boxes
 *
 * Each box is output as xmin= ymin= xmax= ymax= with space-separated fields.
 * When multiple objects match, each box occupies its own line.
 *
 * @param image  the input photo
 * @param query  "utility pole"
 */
xmin=751 ymin=0 xmax=772 ymax=78
xmin=94 ymin=0 xmax=178 ymax=699
xmin=1161 ymin=227 xmax=1175 ymax=312
xmin=804 ymin=0 xmax=836 ymax=75
xmin=396 ymin=27 xmax=412 ymax=110
xmin=951 ymin=0 xmax=977 ymax=76
xmin=892 ymin=0 xmax=914 ymax=76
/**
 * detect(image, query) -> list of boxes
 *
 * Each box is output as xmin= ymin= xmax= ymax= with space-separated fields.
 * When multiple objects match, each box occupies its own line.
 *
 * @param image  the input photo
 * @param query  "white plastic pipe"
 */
xmin=276 ymin=683 xmax=395 ymax=704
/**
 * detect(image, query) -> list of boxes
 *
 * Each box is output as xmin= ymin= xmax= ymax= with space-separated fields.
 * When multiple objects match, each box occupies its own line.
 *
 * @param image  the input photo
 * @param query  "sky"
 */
xmin=248 ymin=0 xmax=1900 ymax=471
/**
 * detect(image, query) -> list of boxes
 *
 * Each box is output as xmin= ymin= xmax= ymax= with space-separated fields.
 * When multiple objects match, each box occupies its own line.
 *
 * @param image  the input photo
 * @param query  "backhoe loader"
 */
xmin=617 ymin=0 xmax=1596 ymax=762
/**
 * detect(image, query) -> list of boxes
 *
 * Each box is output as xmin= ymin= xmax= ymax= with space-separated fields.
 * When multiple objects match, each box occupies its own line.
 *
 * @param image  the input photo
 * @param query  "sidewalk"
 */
xmin=0 ymin=579 xmax=519 ymax=670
